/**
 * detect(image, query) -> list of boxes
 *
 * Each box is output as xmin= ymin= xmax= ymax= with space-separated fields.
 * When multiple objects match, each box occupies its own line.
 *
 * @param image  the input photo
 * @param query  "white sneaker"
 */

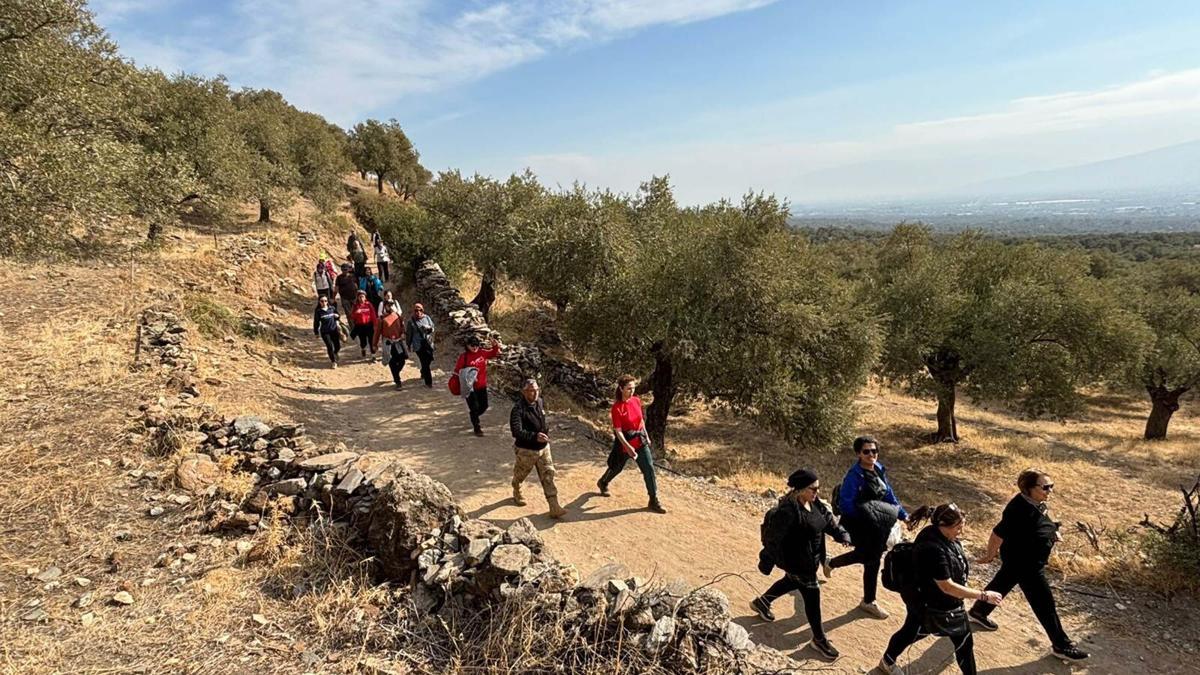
xmin=859 ymin=601 xmax=889 ymax=619
xmin=821 ymin=557 xmax=832 ymax=579
xmin=874 ymin=658 xmax=903 ymax=675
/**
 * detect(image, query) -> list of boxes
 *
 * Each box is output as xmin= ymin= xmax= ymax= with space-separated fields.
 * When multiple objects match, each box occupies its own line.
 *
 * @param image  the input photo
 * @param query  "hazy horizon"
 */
xmin=94 ymin=0 xmax=1200 ymax=205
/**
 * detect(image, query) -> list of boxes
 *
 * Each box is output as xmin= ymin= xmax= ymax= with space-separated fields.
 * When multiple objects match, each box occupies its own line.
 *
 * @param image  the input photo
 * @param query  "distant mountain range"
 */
xmin=952 ymin=140 xmax=1200 ymax=198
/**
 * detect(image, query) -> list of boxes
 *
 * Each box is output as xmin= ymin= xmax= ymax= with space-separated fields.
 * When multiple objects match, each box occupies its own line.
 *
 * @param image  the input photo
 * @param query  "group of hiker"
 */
xmin=753 ymin=436 xmax=1089 ymax=672
xmin=311 ymin=229 xmax=1090 ymax=672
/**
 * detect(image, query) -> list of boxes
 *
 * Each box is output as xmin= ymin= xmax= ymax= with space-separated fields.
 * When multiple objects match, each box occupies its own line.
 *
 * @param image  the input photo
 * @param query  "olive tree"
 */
xmin=1128 ymin=261 xmax=1200 ymax=439
xmin=348 ymin=119 xmax=424 ymax=195
xmin=875 ymin=224 xmax=1148 ymax=441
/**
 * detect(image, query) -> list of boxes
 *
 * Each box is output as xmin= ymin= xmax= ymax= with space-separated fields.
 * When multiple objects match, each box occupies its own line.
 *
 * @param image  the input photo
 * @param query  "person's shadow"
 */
xmin=468 ymin=491 xmax=646 ymax=529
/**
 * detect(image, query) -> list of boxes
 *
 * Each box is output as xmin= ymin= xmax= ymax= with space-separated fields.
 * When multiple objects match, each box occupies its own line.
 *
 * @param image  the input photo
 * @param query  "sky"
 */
xmin=92 ymin=0 xmax=1200 ymax=205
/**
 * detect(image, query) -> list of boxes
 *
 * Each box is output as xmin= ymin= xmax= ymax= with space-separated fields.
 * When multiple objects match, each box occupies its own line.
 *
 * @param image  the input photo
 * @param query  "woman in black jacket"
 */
xmin=752 ymin=468 xmax=851 ymax=662
xmin=968 ymin=469 xmax=1089 ymax=662
xmin=312 ymin=295 xmax=341 ymax=368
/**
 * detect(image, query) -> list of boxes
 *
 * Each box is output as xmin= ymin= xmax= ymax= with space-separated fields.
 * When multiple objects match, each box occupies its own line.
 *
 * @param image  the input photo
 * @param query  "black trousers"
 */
xmin=386 ymin=344 xmax=405 ymax=384
xmin=352 ymin=324 xmax=374 ymax=352
xmin=884 ymin=601 xmax=976 ymax=675
xmin=971 ymin=562 xmax=1070 ymax=648
xmin=319 ymin=331 xmax=341 ymax=363
xmin=761 ymin=574 xmax=825 ymax=642
xmin=416 ymin=346 xmax=434 ymax=387
xmin=829 ymin=545 xmax=883 ymax=603
xmin=377 ymin=261 xmax=390 ymax=282
xmin=467 ymin=388 xmax=489 ymax=430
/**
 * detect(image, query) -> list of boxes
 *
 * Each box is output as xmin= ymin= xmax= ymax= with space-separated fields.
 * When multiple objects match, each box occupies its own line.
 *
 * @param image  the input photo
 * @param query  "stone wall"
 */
xmin=137 ymin=394 xmax=797 ymax=673
xmin=413 ymin=260 xmax=612 ymax=408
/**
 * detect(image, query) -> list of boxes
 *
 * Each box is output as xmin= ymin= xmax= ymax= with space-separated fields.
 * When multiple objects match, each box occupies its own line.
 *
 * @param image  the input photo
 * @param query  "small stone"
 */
xmin=148 ymin=506 xmax=164 ymax=517
xmin=606 ymin=579 xmax=629 ymax=595
xmin=168 ymin=494 xmax=191 ymax=506
xmin=488 ymin=544 xmax=531 ymax=576
xmin=80 ymin=612 xmax=96 ymax=627
xmin=75 ymin=577 xmax=91 ymax=587
xmin=334 ymin=467 xmax=364 ymax=495
xmin=465 ymin=538 xmax=492 ymax=566
xmin=298 ymin=452 xmax=359 ymax=472
xmin=723 ymin=620 xmax=753 ymax=651
xmin=646 ymin=616 xmax=676 ymax=652
xmin=251 ymin=613 xmax=268 ymax=626
xmin=113 ymin=530 xmax=132 ymax=541
xmin=111 ymin=591 xmax=135 ymax=606
xmin=264 ymin=478 xmax=306 ymax=496
xmin=75 ymin=592 xmax=94 ymax=608
xmin=236 ymin=541 xmax=254 ymax=555
xmin=175 ymin=454 xmax=222 ymax=493
xmin=35 ymin=566 xmax=62 ymax=582
xmin=181 ymin=552 xmax=197 ymax=563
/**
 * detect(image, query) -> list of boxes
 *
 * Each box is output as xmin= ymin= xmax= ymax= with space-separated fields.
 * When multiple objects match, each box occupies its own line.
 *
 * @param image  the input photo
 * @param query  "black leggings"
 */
xmin=352 ymin=324 xmax=374 ymax=352
xmin=829 ymin=545 xmax=883 ymax=603
xmin=416 ymin=346 xmax=434 ymax=386
xmin=386 ymin=344 xmax=405 ymax=384
xmin=761 ymin=575 xmax=825 ymax=642
xmin=600 ymin=438 xmax=657 ymax=500
xmin=319 ymin=331 xmax=341 ymax=363
xmin=971 ymin=562 xmax=1070 ymax=648
xmin=467 ymin=388 xmax=489 ymax=430
xmin=884 ymin=603 xmax=976 ymax=675
xmin=377 ymin=261 xmax=390 ymax=282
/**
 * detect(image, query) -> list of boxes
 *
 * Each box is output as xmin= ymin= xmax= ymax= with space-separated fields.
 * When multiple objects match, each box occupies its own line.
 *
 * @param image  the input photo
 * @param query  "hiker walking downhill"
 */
xmin=349 ymin=290 xmax=378 ymax=359
xmin=752 ymin=469 xmax=852 ymax=662
xmin=358 ymin=267 xmax=384 ymax=308
xmin=313 ymin=256 xmax=335 ymax=301
xmin=374 ymin=239 xmax=391 ymax=283
xmin=405 ymin=303 xmax=435 ymax=388
xmin=509 ymin=378 xmax=567 ymax=518
xmin=453 ymin=335 xmax=502 ymax=436
xmin=377 ymin=289 xmax=402 ymax=319
xmin=968 ymin=469 xmax=1089 ymax=662
xmin=595 ymin=375 xmax=666 ymax=514
xmin=335 ymin=263 xmax=358 ymax=320
xmin=349 ymin=233 xmax=368 ymax=279
xmin=876 ymin=504 xmax=999 ymax=675
xmin=373 ymin=301 xmax=407 ymax=388
xmin=831 ymin=435 xmax=910 ymax=620
xmin=312 ymin=295 xmax=342 ymax=368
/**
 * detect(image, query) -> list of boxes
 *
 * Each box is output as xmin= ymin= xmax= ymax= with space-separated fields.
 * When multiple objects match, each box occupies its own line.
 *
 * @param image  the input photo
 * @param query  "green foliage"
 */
xmin=875 ymin=224 xmax=1150 ymax=428
xmin=351 ymin=191 xmax=466 ymax=278
xmin=1127 ymin=260 xmax=1200 ymax=392
xmin=348 ymin=119 xmax=426 ymax=196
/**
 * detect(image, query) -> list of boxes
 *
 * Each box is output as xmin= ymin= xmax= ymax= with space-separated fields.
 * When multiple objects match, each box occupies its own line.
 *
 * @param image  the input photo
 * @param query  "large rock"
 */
xmin=298 ymin=452 xmax=359 ymax=472
xmin=503 ymin=518 xmax=544 ymax=552
xmin=678 ymin=587 xmax=731 ymax=636
xmin=175 ymin=454 xmax=221 ymax=493
xmin=580 ymin=562 xmax=630 ymax=591
xmin=365 ymin=474 xmax=461 ymax=581
xmin=487 ymin=544 xmax=531 ymax=576
xmin=232 ymin=416 xmax=270 ymax=440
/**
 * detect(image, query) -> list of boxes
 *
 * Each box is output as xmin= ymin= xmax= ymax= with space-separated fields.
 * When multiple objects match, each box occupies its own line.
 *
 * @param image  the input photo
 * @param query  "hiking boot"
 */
xmin=821 ymin=557 xmax=832 ymax=579
xmin=648 ymin=499 xmax=667 ymax=514
xmin=873 ymin=658 xmax=903 ymax=675
xmin=512 ymin=484 xmax=526 ymax=506
xmin=1052 ymin=644 xmax=1089 ymax=662
xmin=750 ymin=596 xmax=775 ymax=622
xmin=394 ymin=381 xmax=403 ymax=390
xmin=547 ymin=496 xmax=566 ymax=519
xmin=596 ymin=478 xmax=611 ymax=496
xmin=811 ymin=638 xmax=840 ymax=661
xmin=473 ymin=428 xmax=484 ymax=437
xmin=859 ymin=601 xmax=889 ymax=620
xmin=968 ymin=609 xmax=998 ymax=631
xmin=361 ymin=348 xmax=367 ymax=357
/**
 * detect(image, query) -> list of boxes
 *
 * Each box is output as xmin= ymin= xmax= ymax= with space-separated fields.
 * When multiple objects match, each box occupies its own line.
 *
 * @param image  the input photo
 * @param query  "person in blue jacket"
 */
xmin=830 ymin=435 xmax=909 ymax=620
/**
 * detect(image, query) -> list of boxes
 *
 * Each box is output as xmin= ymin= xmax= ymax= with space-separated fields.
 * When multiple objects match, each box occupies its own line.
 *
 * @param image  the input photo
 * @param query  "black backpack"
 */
xmin=882 ymin=541 xmax=918 ymax=594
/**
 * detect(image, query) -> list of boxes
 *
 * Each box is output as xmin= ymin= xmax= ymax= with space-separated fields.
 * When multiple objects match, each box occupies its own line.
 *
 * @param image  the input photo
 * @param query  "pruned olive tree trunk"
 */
xmin=258 ymin=199 xmax=271 ymax=223
xmin=643 ymin=344 xmax=675 ymax=452
xmin=925 ymin=348 xmax=967 ymax=443
xmin=1145 ymin=384 xmax=1187 ymax=440
xmin=470 ymin=272 xmax=497 ymax=323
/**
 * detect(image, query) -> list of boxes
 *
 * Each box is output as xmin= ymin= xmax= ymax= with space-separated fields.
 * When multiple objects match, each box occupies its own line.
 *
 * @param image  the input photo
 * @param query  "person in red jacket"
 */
xmin=349 ymin=290 xmax=378 ymax=359
xmin=453 ymin=334 xmax=502 ymax=436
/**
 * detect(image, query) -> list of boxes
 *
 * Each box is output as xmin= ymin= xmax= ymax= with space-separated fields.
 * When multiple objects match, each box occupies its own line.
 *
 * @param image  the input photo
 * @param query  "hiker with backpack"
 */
xmin=335 ymin=263 xmax=359 ymax=319
xmin=373 ymin=300 xmax=407 ymax=389
xmin=349 ymin=290 xmax=378 ymax=359
xmin=875 ymin=503 xmax=999 ymax=675
xmin=595 ymin=375 xmax=667 ymax=514
xmin=509 ymin=378 xmax=567 ymax=519
xmin=831 ymin=435 xmax=910 ymax=620
xmin=312 ymin=295 xmax=342 ymax=368
xmin=313 ymin=256 xmax=335 ymax=301
xmin=452 ymin=335 xmax=502 ymax=436
xmin=358 ymin=267 xmax=384 ymax=308
xmin=377 ymin=289 xmax=402 ymax=319
xmin=349 ymin=235 xmax=368 ymax=279
xmin=374 ymin=239 xmax=391 ymax=283
xmin=405 ymin=303 xmax=435 ymax=388
xmin=751 ymin=468 xmax=852 ymax=662
xmin=967 ymin=470 xmax=1089 ymax=662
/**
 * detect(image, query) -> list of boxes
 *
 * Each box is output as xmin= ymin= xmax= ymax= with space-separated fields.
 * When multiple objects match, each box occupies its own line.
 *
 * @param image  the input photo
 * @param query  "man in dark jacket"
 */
xmin=335 ymin=263 xmax=358 ymax=320
xmin=752 ymin=469 xmax=852 ymax=661
xmin=509 ymin=378 xmax=566 ymax=518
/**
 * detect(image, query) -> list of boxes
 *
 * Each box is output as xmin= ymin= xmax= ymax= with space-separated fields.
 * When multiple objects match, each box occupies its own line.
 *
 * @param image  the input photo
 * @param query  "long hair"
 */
xmin=614 ymin=374 xmax=637 ymax=402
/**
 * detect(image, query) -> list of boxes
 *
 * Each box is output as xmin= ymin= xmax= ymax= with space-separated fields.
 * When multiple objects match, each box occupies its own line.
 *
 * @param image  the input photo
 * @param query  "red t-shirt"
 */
xmin=453 ymin=346 xmax=501 ymax=389
xmin=611 ymin=396 xmax=645 ymax=448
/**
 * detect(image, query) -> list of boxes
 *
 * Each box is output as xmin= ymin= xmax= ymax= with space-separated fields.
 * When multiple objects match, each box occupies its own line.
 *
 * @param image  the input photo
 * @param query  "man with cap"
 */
xmin=509 ymin=378 xmax=566 ymax=518
xmin=405 ymin=302 xmax=436 ymax=388
xmin=753 ymin=468 xmax=852 ymax=662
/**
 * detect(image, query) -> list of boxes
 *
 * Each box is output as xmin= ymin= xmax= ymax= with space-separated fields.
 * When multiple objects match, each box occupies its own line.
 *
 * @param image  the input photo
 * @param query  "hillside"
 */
xmin=2 ymin=191 xmax=1199 ymax=673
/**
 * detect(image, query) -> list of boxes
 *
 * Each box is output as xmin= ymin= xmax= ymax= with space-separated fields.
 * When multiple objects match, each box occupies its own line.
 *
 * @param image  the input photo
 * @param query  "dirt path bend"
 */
xmin=272 ymin=320 xmax=1175 ymax=675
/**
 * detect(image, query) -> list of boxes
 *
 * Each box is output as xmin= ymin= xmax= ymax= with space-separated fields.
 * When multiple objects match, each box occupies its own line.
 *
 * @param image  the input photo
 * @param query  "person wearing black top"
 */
xmin=877 ymin=504 xmax=1001 ymax=675
xmin=508 ymin=378 xmax=566 ymax=518
xmin=968 ymin=470 xmax=1089 ymax=662
xmin=311 ymin=296 xmax=341 ymax=368
xmin=752 ymin=468 xmax=852 ymax=662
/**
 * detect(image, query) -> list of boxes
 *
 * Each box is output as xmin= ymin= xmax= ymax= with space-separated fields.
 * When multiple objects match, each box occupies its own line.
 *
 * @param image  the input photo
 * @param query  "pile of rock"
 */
xmin=135 ymin=308 xmax=193 ymax=372
xmin=413 ymin=261 xmax=611 ymax=408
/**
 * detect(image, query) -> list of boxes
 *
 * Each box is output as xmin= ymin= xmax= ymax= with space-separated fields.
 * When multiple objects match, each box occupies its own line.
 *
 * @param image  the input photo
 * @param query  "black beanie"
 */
xmin=787 ymin=468 xmax=818 ymax=490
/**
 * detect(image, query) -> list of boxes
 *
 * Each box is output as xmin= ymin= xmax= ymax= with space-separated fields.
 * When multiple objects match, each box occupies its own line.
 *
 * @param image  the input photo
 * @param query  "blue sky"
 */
xmin=93 ymin=0 xmax=1200 ymax=204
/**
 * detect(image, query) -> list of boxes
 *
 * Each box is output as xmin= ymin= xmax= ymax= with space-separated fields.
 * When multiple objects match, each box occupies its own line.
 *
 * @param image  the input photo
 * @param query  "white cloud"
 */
xmin=103 ymin=0 xmax=780 ymax=124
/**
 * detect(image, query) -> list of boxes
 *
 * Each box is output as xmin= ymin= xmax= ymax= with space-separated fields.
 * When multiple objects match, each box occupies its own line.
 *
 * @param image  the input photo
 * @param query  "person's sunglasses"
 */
xmin=860 ymin=447 xmax=879 ymax=455
xmin=1037 ymin=483 xmax=1054 ymax=491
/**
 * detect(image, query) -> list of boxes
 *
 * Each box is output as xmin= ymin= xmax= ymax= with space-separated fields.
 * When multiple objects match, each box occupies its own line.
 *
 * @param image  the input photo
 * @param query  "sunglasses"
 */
xmin=859 ymin=447 xmax=879 ymax=455
xmin=1036 ymin=483 xmax=1054 ymax=491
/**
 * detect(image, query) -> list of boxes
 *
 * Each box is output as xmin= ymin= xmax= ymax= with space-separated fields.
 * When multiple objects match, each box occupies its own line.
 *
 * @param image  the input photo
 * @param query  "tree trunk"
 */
xmin=644 ymin=345 xmax=675 ymax=452
xmin=554 ymin=298 xmax=568 ymax=317
xmin=359 ymin=170 xmax=367 ymax=180
xmin=258 ymin=199 xmax=270 ymax=223
xmin=934 ymin=382 xmax=959 ymax=442
xmin=147 ymin=221 xmax=162 ymax=241
xmin=470 ymin=273 xmax=497 ymax=322
xmin=1144 ymin=385 xmax=1187 ymax=440
xmin=376 ymin=174 xmax=384 ymax=194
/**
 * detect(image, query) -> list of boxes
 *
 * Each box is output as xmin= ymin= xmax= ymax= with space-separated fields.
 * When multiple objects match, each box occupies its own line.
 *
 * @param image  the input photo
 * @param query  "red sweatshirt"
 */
xmin=454 ymin=346 xmax=501 ymax=390
xmin=350 ymin=301 xmax=377 ymax=327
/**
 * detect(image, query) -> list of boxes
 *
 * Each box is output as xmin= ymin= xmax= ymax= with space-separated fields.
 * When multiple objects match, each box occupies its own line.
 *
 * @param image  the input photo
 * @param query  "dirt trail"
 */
xmin=271 ymin=316 xmax=1171 ymax=675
